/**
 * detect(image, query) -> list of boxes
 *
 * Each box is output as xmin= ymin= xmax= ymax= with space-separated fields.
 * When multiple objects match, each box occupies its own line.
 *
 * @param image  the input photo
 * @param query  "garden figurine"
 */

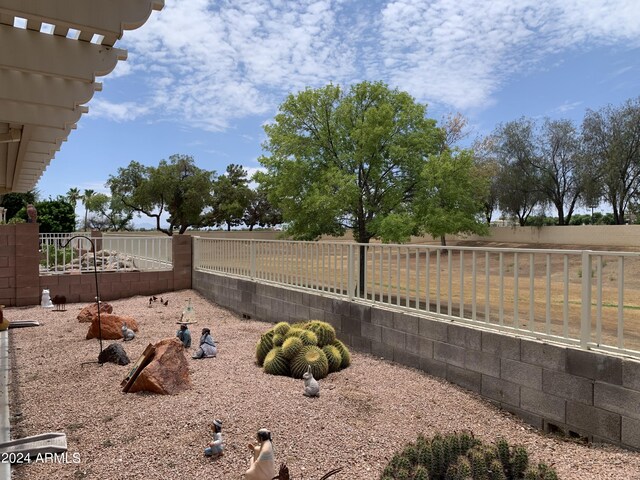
xmin=192 ymin=327 xmax=217 ymax=359
xmin=244 ymin=428 xmax=275 ymax=480
xmin=176 ymin=323 xmax=191 ymax=348
xmin=204 ymin=419 xmax=224 ymax=458
xmin=302 ymin=365 xmax=320 ymax=397
xmin=121 ymin=322 xmax=135 ymax=341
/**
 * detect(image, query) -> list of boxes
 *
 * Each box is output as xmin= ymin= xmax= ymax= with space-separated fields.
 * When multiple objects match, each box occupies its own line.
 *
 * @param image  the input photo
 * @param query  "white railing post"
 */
xmin=250 ymin=240 xmax=256 ymax=280
xmin=580 ymin=250 xmax=592 ymax=349
xmin=348 ymin=243 xmax=354 ymax=300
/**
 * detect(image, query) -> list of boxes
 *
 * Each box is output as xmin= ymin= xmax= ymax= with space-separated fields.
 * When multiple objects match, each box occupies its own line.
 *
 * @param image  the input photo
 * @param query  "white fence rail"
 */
xmin=193 ymin=237 xmax=640 ymax=358
xmin=39 ymin=234 xmax=172 ymax=273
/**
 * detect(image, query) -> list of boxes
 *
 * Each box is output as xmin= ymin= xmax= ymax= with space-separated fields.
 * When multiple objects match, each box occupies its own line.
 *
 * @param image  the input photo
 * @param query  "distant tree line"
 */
xmin=477 ymin=96 xmax=640 ymax=226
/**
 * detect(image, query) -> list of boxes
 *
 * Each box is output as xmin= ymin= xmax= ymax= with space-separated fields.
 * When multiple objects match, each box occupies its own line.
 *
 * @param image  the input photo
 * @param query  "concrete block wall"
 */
xmin=0 ymin=226 xmax=192 ymax=306
xmin=0 ymin=224 xmax=40 ymax=306
xmin=39 ymin=234 xmax=192 ymax=303
xmin=194 ymin=270 xmax=640 ymax=451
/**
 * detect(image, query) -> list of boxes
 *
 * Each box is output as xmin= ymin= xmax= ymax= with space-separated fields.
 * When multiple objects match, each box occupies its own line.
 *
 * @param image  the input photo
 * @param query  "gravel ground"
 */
xmin=5 ymin=289 xmax=640 ymax=480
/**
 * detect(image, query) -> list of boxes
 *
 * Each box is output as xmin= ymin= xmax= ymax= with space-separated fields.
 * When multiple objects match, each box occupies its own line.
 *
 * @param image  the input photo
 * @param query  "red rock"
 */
xmin=86 ymin=313 xmax=139 ymax=340
xmin=77 ymin=302 xmax=113 ymax=323
xmin=128 ymin=338 xmax=191 ymax=395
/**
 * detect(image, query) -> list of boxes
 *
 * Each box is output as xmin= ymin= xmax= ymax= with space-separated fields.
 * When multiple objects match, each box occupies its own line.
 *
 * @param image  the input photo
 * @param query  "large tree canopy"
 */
xmin=258 ymin=81 xmax=443 ymax=244
xmin=108 ymin=154 xmax=215 ymax=235
xmin=415 ymin=149 xmax=489 ymax=245
xmin=207 ymin=164 xmax=252 ymax=231
xmin=582 ymin=97 xmax=640 ymax=225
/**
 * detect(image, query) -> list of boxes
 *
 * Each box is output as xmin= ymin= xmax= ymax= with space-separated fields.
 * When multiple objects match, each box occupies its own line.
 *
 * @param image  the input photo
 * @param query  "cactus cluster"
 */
xmin=380 ymin=432 xmax=558 ymax=480
xmin=255 ymin=320 xmax=351 ymax=379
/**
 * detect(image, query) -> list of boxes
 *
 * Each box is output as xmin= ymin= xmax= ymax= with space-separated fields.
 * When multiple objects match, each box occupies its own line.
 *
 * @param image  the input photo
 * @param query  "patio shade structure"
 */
xmin=0 ymin=0 xmax=164 ymax=194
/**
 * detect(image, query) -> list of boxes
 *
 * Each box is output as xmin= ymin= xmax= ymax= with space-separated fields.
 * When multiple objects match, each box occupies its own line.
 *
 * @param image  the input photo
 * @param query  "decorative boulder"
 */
xmin=128 ymin=338 xmax=191 ymax=395
xmin=86 ymin=314 xmax=139 ymax=340
xmin=98 ymin=343 xmax=130 ymax=365
xmin=77 ymin=302 xmax=113 ymax=323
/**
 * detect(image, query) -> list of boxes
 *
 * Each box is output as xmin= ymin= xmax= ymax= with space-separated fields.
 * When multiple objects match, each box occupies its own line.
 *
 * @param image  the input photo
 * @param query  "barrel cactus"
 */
xmin=263 ymin=347 xmax=289 ymax=376
xmin=332 ymin=339 xmax=351 ymax=368
xmin=255 ymin=334 xmax=274 ymax=366
xmin=272 ymin=333 xmax=285 ymax=347
xmin=322 ymin=345 xmax=342 ymax=373
xmin=299 ymin=329 xmax=318 ymax=346
xmin=257 ymin=319 xmax=351 ymax=379
xmin=282 ymin=336 xmax=304 ymax=360
xmin=290 ymin=345 xmax=329 ymax=379
xmin=305 ymin=320 xmax=336 ymax=347
xmin=273 ymin=321 xmax=291 ymax=336
xmin=285 ymin=327 xmax=305 ymax=338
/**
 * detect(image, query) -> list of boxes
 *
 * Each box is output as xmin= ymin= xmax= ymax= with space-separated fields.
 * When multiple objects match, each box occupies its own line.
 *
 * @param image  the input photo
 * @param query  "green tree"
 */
xmin=0 ymin=190 xmax=38 ymax=221
xmin=258 ymin=81 xmax=443 ymax=292
xmin=66 ymin=187 xmax=81 ymax=208
xmin=415 ymin=150 xmax=489 ymax=245
xmin=207 ymin=164 xmax=252 ymax=231
xmin=491 ymin=118 xmax=545 ymax=226
xmin=243 ymin=186 xmax=282 ymax=231
xmin=82 ymin=189 xmax=95 ymax=231
xmin=533 ymin=119 xmax=584 ymax=225
xmin=86 ymin=193 xmax=134 ymax=231
xmin=108 ymin=154 xmax=215 ymax=235
xmin=582 ymin=97 xmax=640 ymax=224
xmin=16 ymin=197 xmax=75 ymax=233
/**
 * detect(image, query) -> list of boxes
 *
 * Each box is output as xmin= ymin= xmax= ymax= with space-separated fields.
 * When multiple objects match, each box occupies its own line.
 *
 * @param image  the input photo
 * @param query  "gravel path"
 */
xmin=5 ymin=289 xmax=640 ymax=479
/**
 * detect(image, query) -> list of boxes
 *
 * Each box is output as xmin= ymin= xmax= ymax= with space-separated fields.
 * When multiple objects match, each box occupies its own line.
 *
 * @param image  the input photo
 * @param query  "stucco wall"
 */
xmin=193 ymin=270 xmax=640 ymax=451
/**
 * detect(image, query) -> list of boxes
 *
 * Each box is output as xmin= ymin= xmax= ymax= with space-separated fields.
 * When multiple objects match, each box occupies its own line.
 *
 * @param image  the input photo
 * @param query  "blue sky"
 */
xmin=36 ymin=0 xmax=640 ymax=223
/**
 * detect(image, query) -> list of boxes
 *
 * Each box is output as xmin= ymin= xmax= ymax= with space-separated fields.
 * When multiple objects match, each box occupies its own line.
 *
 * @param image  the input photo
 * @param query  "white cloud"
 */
xmin=87 ymin=99 xmax=150 ymax=121
xmin=109 ymin=0 xmax=640 ymax=129
xmin=378 ymin=0 xmax=640 ymax=109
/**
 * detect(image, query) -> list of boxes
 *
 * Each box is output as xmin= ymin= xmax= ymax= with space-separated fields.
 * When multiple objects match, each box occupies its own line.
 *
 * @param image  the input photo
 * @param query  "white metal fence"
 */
xmin=39 ymin=233 xmax=172 ymax=273
xmin=193 ymin=237 xmax=640 ymax=358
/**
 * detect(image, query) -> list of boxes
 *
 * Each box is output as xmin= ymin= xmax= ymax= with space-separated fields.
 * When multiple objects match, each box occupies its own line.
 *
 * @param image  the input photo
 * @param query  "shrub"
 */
xmin=379 ymin=433 xmax=558 ymax=480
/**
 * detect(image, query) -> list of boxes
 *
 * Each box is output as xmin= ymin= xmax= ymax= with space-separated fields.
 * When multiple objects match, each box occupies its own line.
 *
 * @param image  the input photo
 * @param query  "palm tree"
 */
xmin=82 ymin=189 xmax=95 ymax=231
xmin=66 ymin=188 xmax=81 ymax=229
xmin=66 ymin=187 xmax=81 ymax=207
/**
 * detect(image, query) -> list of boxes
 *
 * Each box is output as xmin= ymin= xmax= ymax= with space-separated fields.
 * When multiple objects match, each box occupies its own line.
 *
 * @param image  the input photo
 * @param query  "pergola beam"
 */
xmin=0 ymin=70 xmax=99 ymax=110
xmin=0 ymin=0 xmax=164 ymax=46
xmin=0 ymin=24 xmax=126 ymax=82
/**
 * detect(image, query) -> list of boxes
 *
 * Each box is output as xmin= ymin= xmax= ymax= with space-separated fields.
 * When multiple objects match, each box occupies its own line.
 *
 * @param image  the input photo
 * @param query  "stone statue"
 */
xmin=41 ymin=289 xmax=53 ymax=308
xmin=204 ymin=419 xmax=224 ymax=458
xmin=121 ymin=323 xmax=135 ymax=341
xmin=302 ymin=365 xmax=320 ymax=397
xmin=26 ymin=204 xmax=37 ymax=223
xmin=244 ymin=428 xmax=275 ymax=480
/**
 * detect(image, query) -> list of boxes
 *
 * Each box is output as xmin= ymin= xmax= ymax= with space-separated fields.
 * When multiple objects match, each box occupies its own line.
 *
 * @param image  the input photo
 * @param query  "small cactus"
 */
xmin=511 ymin=446 xmax=529 ymax=479
xmin=379 ymin=432 xmax=557 ymax=480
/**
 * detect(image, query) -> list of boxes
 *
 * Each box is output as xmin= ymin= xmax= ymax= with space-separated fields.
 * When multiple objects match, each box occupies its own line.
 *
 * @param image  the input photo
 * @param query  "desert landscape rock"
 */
xmin=77 ymin=301 xmax=113 ymax=322
xmin=86 ymin=313 xmax=139 ymax=340
xmin=128 ymin=337 xmax=191 ymax=395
